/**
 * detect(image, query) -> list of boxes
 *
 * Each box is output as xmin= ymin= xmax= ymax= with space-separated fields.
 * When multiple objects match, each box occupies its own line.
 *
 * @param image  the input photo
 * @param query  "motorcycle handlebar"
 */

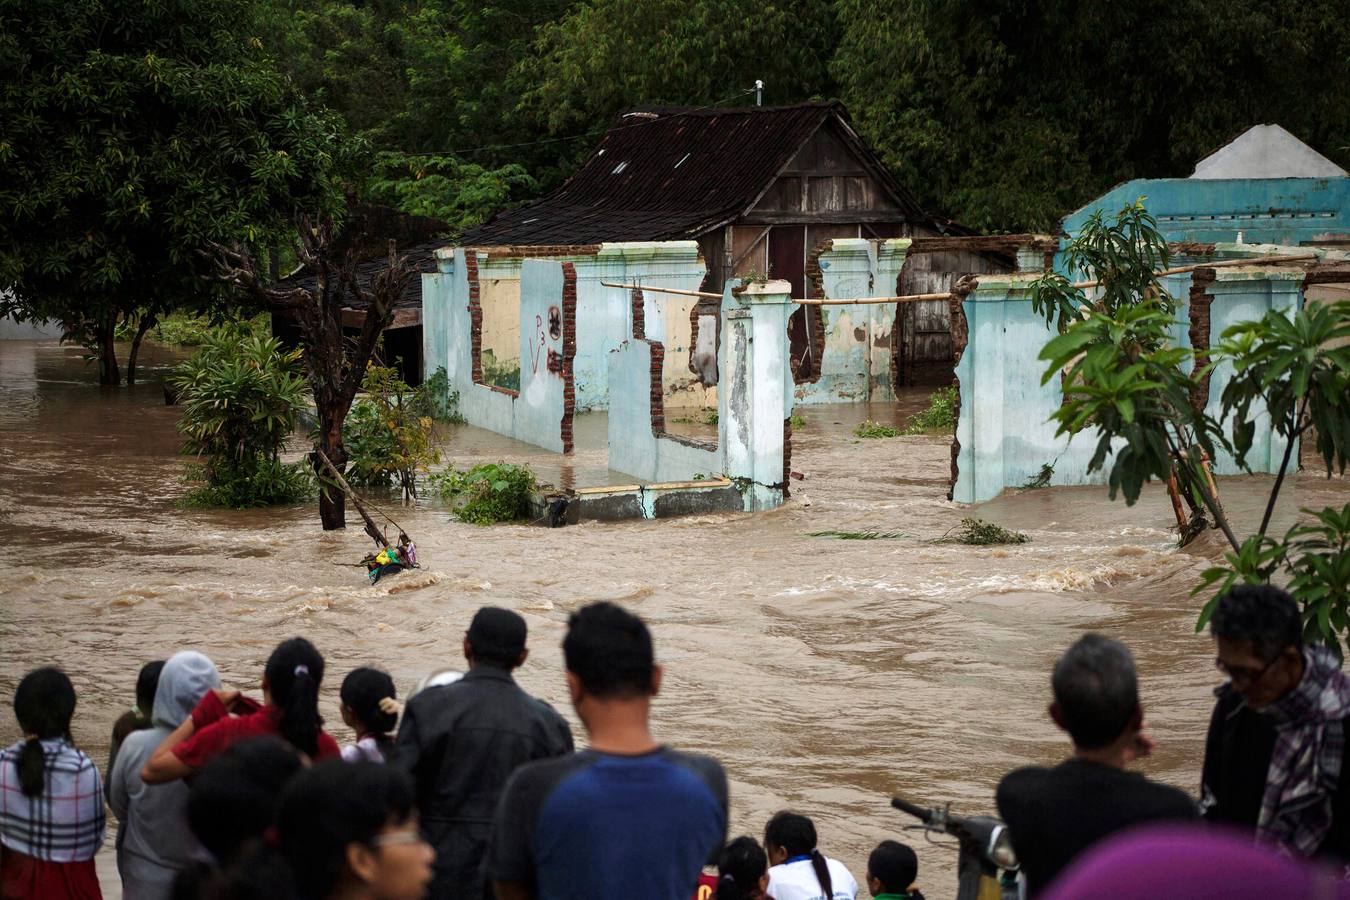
xmin=890 ymin=796 xmax=934 ymax=824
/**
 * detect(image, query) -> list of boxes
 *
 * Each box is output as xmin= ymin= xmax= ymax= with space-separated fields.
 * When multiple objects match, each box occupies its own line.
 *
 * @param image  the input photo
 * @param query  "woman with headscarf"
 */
xmin=108 ymin=651 xmax=220 ymax=900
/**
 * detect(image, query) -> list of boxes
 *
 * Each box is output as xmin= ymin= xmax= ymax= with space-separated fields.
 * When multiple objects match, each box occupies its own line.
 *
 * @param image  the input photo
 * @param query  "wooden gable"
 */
xmin=746 ymin=120 xmax=900 ymax=221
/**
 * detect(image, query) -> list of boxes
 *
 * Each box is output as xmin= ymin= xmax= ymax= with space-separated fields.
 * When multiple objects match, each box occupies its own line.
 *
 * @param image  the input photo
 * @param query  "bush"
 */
xmin=408 ymin=367 xmax=464 ymax=423
xmin=429 ymin=462 xmax=536 ymax=525
xmin=344 ymin=363 xmax=440 ymax=501
xmin=903 ymin=386 xmax=959 ymax=434
xmin=172 ymin=327 xmax=311 ymax=508
xmin=855 ymin=420 xmax=902 ymax=438
xmin=116 ymin=311 xmax=267 ymax=347
xmin=940 ymin=518 xmax=1029 ymax=545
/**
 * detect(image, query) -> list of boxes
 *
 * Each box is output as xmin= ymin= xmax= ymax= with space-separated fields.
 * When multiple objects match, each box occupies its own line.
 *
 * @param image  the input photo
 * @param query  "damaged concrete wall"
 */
xmin=426 ymin=250 xmax=575 ymax=453
xmin=794 ymin=237 xmax=909 ymax=404
xmin=951 ymin=260 xmax=1310 ymax=504
xmin=424 ymin=242 xmax=709 ymax=415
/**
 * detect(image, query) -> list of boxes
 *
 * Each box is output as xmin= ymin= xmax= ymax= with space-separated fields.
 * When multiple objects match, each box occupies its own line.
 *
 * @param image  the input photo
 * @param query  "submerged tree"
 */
xmin=206 ymin=214 xmax=413 ymax=530
xmin=1031 ymin=200 xmax=1350 ymax=653
xmin=0 ymin=0 xmax=348 ymax=384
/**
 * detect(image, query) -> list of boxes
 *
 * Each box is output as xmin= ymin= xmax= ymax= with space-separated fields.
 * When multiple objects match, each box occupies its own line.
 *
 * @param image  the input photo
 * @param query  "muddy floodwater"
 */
xmin=3 ymin=338 xmax=1349 ymax=898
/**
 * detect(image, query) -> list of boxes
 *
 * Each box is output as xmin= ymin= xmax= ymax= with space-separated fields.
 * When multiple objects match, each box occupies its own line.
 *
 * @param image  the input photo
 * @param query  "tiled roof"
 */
xmin=459 ymin=101 xmax=928 ymax=246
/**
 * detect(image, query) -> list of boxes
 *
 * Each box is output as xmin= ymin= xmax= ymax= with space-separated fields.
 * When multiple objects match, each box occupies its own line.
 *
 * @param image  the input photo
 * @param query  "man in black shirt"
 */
xmin=388 ymin=607 xmax=573 ymax=900
xmin=1203 ymin=584 xmax=1350 ymax=860
xmin=996 ymin=634 xmax=1196 ymax=895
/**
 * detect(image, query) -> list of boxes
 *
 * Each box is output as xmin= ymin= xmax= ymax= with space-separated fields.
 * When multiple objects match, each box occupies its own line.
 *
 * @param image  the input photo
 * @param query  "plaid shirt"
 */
xmin=0 ymin=738 xmax=106 ymax=862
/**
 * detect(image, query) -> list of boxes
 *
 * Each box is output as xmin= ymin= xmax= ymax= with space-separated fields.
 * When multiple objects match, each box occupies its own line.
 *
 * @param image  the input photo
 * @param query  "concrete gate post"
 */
xmin=718 ymin=279 xmax=795 ymax=511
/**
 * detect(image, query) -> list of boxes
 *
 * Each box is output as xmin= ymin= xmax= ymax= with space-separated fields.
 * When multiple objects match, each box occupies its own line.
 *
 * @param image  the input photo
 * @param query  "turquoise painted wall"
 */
xmin=1061 ymin=177 xmax=1350 ymax=247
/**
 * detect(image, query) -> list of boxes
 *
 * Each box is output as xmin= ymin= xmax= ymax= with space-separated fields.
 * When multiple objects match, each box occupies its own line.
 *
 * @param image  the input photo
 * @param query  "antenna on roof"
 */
xmin=754 ymin=79 xmax=764 ymax=107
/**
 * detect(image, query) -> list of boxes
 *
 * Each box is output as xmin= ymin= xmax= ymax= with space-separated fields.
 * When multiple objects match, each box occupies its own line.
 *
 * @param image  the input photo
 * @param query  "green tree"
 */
xmin=0 ymin=0 xmax=350 ymax=384
xmin=344 ymin=361 xmax=440 ymax=501
xmin=514 ymin=0 xmax=837 ymax=185
xmin=832 ymin=0 xmax=1350 ymax=232
xmin=1031 ymin=201 xmax=1350 ymax=653
xmin=172 ymin=327 xmax=312 ymax=508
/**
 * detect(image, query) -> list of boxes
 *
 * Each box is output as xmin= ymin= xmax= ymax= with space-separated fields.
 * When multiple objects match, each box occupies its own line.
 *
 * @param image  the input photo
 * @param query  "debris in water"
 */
xmin=854 ymin=420 xmax=903 ymax=438
xmin=808 ymin=530 xmax=909 ymax=540
xmin=1023 ymin=463 xmax=1055 ymax=489
xmin=938 ymin=518 xmax=1030 ymax=545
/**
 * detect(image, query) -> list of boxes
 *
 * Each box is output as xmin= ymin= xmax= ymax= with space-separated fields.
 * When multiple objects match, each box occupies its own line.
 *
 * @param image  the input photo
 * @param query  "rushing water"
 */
xmin=2 ymin=338 xmax=1348 ymax=898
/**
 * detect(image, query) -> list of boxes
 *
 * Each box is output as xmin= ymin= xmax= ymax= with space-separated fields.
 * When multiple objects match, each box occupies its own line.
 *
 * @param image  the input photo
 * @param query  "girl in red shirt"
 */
xmin=141 ymin=637 xmax=340 ymax=784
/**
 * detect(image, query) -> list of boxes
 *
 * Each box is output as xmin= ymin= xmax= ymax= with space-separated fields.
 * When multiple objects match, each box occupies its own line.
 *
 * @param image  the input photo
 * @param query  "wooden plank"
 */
xmin=738 ymin=211 xmax=919 ymax=225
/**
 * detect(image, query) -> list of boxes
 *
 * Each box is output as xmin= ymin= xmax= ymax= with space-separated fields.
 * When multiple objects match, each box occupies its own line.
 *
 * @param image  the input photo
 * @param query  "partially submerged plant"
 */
xmin=1022 ymin=463 xmax=1055 ymax=489
xmin=430 ymin=462 xmax=536 ymax=525
xmin=854 ymin=420 xmax=903 ymax=438
xmin=939 ymin=518 xmax=1029 ymax=545
xmin=903 ymin=386 xmax=959 ymax=434
xmin=343 ymin=363 xmax=440 ymax=502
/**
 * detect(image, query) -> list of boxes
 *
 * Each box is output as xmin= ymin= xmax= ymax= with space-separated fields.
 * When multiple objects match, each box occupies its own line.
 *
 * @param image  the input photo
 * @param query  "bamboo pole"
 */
xmin=1070 ymin=253 xmax=1318 ymax=289
xmin=599 ymin=281 xmax=722 ymax=299
xmin=599 ymin=281 xmax=954 ymax=305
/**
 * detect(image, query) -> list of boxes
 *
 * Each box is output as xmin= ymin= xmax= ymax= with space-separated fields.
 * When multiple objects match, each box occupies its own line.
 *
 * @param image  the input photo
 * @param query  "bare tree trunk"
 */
xmin=315 ymin=419 xmax=347 ymax=531
xmin=96 ymin=314 xmax=121 ymax=385
xmin=126 ymin=314 xmax=156 ymax=385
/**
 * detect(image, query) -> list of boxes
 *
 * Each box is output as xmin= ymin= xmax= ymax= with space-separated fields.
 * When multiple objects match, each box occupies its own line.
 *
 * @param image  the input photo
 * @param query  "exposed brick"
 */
xmin=946 ymin=275 xmax=976 ymax=500
xmin=1189 ymin=268 xmax=1216 ymax=413
xmin=793 ymin=239 xmax=831 ymax=385
xmin=782 ymin=417 xmax=792 ymax=498
xmin=631 ymin=288 xmax=645 ymax=340
xmin=465 ymin=251 xmax=484 ymax=385
xmin=559 ymin=262 xmax=578 ymax=454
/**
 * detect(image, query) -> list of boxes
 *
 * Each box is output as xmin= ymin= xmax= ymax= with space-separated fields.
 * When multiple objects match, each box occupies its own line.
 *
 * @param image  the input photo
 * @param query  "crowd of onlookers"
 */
xmin=2 ymin=585 xmax=1350 ymax=899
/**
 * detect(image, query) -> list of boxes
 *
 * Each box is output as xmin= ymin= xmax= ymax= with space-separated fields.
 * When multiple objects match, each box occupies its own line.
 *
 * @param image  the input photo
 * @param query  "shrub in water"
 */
xmin=854 ymin=420 xmax=903 ymax=438
xmin=430 ymin=462 xmax=536 ymax=525
xmin=344 ymin=363 xmax=440 ymax=501
xmin=172 ymin=328 xmax=311 ymax=508
xmin=903 ymin=386 xmax=959 ymax=434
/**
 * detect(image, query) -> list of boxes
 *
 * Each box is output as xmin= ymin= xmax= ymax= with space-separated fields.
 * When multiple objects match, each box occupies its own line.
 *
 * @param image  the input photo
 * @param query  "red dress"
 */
xmin=172 ymin=692 xmax=341 ymax=769
xmin=0 ymin=846 xmax=101 ymax=900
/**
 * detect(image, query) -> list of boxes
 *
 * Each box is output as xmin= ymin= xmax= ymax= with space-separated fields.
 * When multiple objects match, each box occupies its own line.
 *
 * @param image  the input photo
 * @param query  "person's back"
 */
xmin=763 ymin=812 xmax=857 ymax=900
xmin=389 ymin=607 xmax=571 ymax=899
xmin=493 ymin=745 xmax=726 ymax=899
xmin=994 ymin=634 xmax=1196 ymax=895
xmin=109 ymin=651 xmax=220 ymax=900
xmin=488 ymin=602 xmax=728 ymax=900
xmin=997 ymin=759 xmax=1195 ymax=893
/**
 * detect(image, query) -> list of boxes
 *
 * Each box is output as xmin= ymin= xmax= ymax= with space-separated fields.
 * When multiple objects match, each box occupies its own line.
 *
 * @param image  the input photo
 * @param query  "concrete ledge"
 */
xmin=528 ymin=477 xmax=742 ymax=524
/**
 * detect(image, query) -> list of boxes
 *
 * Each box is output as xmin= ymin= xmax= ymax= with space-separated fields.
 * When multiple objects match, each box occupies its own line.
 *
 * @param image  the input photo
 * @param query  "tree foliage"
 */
xmin=0 ymin=0 xmax=352 ymax=384
xmin=831 ymin=0 xmax=1350 ymax=232
xmin=1032 ymin=201 xmax=1350 ymax=654
xmin=344 ymin=362 xmax=439 ymax=501
xmin=171 ymin=327 xmax=312 ymax=508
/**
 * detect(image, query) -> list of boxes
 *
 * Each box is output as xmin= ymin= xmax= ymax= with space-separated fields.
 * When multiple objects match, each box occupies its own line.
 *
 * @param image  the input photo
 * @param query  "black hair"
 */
xmin=1051 ymin=633 xmax=1139 ymax=749
xmin=1211 ymin=584 xmax=1303 ymax=662
xmin=187 ymin=736 xmax=305 ymax=865
xmin=562 ymin=602 xmax=654 ymax=698
xmin=764 ymin=811 xmax=831 ymax=900
xmin=264 ymin=637 xmax=325 ymax=757
xmin=868 ymin=840 xmax=919 ymax=894
xmin=340 ymin=667 xmax=397 ymax=754
xmin=717 ymin=836 xmax=768 ymax=900
xmin=214 ymin=760 xmax=417 ymax=900
xmin=136 ymin=660 xmax=167 ymax=714
xmin=12 ymin=667 xmax=76 ymax=798
xmin=466 ymin=607 xmax=528 ymax=669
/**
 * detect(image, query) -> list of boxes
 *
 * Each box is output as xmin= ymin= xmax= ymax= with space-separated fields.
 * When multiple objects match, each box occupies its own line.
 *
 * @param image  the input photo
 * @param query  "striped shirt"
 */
xmin=0 ymin=738 xmax=106 ymax=862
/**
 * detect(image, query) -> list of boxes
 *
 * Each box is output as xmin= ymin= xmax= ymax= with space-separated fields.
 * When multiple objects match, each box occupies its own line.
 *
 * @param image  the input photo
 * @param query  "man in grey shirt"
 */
xmin=389 ymin=607 xmax=573 ymax=899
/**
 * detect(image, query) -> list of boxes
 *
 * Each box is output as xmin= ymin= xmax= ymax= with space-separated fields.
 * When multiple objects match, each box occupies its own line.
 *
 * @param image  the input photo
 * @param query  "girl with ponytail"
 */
xmin=142 ymin=638 xmax=340 ymax=785
xmin=339 ymin=668 xmax=399 ymax=763
xmin=0 ymin=667 xmax=106 ymax=899
xmin=763 ymin=811 xmax=859 ymax=900
xmin=717 ymin=836 xmax=774 ymax=900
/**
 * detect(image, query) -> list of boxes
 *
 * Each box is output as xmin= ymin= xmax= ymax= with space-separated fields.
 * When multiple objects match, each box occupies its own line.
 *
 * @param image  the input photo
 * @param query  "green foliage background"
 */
xmin=255 ymin=0 xmax=1349 ymax=236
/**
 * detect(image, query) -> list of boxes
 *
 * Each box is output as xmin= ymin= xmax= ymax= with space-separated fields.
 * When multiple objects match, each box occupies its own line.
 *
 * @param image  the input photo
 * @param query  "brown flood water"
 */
xmin=2 ymin=338 xmax=1349 ymax=898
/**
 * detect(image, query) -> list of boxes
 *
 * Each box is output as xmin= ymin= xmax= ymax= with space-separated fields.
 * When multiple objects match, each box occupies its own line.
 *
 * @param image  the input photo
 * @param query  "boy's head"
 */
xmin=563 ymin=602 xmax=659 ymax=705
xmin=867 ymin=840 xmax=918 ymax=897
xmin=1050 ymin=633 xmax=1140 ymax=750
